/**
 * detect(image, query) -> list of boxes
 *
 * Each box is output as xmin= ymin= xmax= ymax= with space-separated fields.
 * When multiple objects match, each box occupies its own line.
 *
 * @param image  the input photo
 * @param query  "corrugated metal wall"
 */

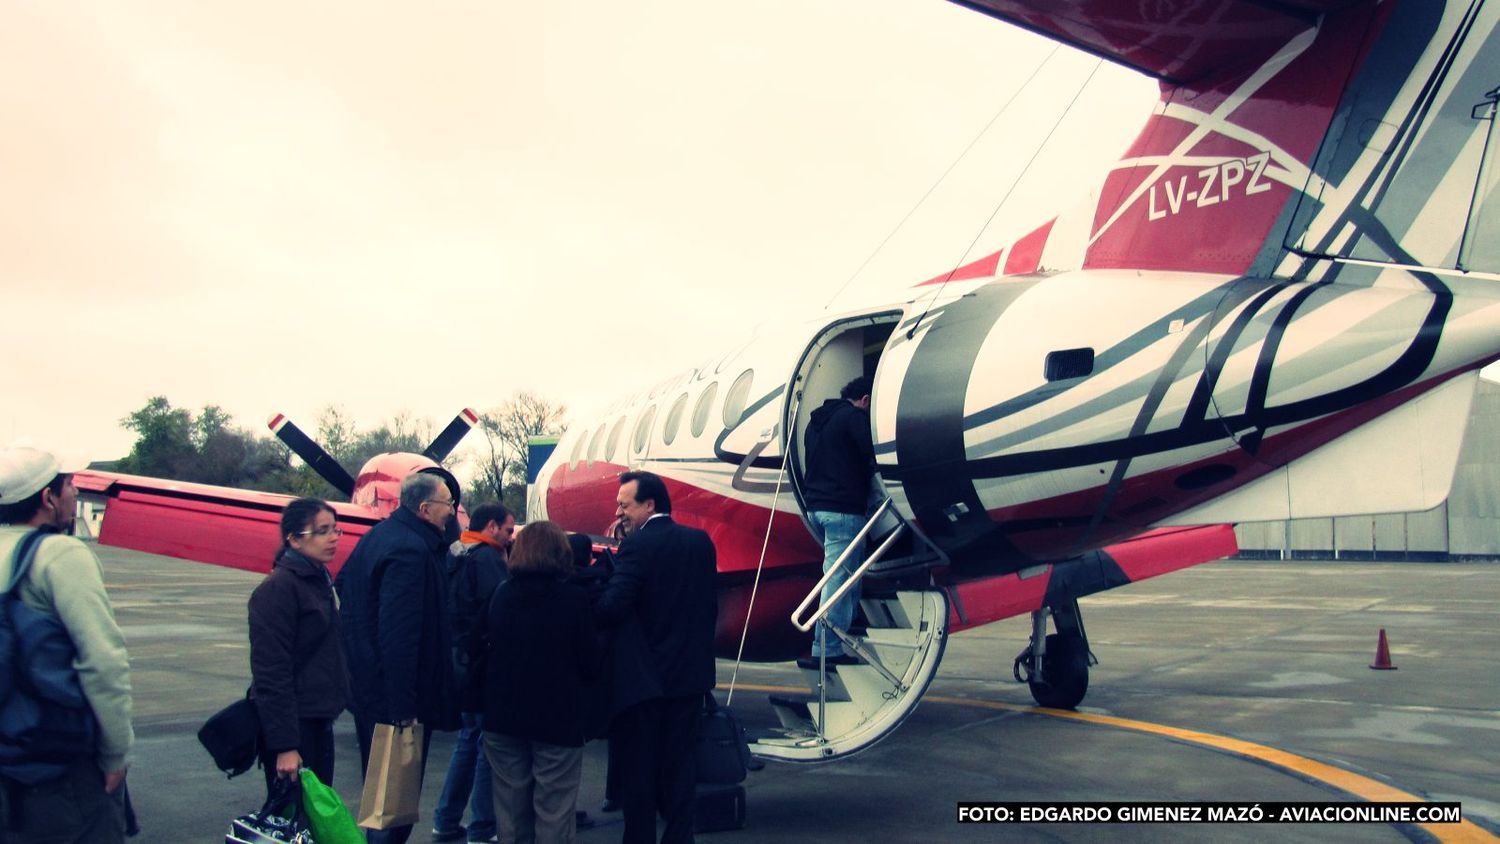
xmin=1235 ymin=378 xmax=1500 ymax=560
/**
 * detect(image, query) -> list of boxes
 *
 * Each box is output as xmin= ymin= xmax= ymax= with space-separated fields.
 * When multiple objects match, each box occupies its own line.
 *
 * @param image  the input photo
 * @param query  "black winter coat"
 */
xmin=595 ymin=515 xmax=717 ymax=704
xmin=448 ymin=540 xmax=507 ymax=712
xmin=802 ymin=399 xmax=875 ymax=515
xmin=248 ymin=549 xmax=350 ymax=753
xmin=481 ymin=572 xmax=599 ymax=747
xmin=334 ymin=506 xmax=459 ymax=730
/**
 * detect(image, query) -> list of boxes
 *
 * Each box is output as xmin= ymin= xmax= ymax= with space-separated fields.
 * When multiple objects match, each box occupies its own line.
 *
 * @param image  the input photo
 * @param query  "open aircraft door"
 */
xmin=781 ymin=310 xmax=901 ymax=539
xmin=753 ymin=309 xmax=950 ymax=763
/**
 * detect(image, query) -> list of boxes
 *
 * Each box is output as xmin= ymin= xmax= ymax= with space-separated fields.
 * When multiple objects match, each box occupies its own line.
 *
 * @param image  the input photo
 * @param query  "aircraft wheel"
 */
xmin=1028 ymin=633 xmax=1089 ymax=709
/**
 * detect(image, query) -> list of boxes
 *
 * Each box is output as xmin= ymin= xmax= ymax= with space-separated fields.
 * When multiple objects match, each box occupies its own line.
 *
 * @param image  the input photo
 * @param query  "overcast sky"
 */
xmin=4 ymin=1 xmax=1167 ymax=470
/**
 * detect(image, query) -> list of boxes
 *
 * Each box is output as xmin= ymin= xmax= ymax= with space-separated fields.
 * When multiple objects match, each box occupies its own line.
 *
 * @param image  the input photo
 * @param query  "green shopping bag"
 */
xmin=298 ymin=767 xmax=364 ymax=844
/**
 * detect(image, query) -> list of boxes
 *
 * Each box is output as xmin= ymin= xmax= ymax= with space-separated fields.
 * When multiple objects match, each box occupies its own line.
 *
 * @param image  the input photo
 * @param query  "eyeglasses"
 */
xmin=297 ymin=526 xmax=344 ymax=538
xmin=424 ymin=498 xmax=456 ymax=510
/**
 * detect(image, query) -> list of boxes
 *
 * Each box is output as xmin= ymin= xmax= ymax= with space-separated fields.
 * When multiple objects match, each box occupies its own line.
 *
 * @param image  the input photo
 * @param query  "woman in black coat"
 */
xmin=481 ymin=520 xmax=599 ymax=844
xmin=248 ymin=497 xmax=350 ymax=794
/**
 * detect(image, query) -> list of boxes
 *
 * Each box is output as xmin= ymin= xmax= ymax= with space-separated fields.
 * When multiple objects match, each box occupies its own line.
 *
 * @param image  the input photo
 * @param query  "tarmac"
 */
xmin=100 ymin=542 xmax=1500 ymax=842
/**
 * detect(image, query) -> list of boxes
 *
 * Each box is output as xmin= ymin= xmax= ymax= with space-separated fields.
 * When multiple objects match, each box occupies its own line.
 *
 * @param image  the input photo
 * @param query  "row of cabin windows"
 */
xmin=563 ymin=346 xmax=1099 ymax=469
xmin=568 ymin=368 xmax=755 ymax=469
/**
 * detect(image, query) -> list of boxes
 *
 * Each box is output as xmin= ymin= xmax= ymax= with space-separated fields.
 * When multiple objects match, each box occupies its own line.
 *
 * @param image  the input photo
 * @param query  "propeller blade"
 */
xmin=267 ymin=413 xmax=357 ymax=497
xmin=423 ymin=408 xmax=480 ymax=463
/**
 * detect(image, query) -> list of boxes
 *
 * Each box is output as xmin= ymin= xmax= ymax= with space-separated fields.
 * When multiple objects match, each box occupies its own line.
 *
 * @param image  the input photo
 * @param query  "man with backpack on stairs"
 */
xmin=801 ymin=376 xmax=877 ymax=665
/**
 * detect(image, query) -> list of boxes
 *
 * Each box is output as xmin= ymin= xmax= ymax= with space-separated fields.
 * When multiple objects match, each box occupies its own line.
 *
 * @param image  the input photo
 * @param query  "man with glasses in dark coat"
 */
xmin=336 ymin=468 xmax=462 ymax=844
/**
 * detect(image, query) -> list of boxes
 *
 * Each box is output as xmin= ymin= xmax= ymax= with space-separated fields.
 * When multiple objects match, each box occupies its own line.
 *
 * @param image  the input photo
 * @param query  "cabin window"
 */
xmin=633 ymin=405 xmax=658 ymax=454
xmin=662 ymin=393 xmax=688 ymax=446
xmin=606 ymin=417 xmax=625 ymax=463
xmin=1045 ymin=348 xmax=1094 ymax=381
xmin=691 ymin=382 xmax=719 ymax=438
xmin=569 ymin=433 xmax=584 ymax=469
xmin=587 ymin=424 xmax=606 ymax=466
xmin=723 ymin=369 xmax=754 ymax=428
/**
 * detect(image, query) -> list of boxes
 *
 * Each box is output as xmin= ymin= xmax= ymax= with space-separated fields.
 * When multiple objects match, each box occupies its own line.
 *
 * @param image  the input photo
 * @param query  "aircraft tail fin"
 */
xmin=961 ymin=1 xmax=1500 ymax=281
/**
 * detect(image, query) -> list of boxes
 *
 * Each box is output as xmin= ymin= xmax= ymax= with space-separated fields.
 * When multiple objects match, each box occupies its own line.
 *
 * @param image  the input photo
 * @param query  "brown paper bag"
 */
xmin=356 ymin=722 xmax=424 ymax=830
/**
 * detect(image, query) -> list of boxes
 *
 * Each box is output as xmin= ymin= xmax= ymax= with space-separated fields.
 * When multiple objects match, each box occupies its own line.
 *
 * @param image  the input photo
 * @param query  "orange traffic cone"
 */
xmin=1370 ymin=628 xmax=1397 ymax=670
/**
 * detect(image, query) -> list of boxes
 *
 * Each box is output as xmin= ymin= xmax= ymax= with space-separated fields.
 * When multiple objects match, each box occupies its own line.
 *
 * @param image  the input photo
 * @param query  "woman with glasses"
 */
xmin=248 ymin=497 xmax=351 ymax=797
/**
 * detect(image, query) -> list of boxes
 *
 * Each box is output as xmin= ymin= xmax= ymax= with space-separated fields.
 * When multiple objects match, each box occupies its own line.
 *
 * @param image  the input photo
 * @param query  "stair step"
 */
xmin=860 ymin=626 xmax=924 ymax=650
xmin=860 ymin=594 xmax=915 ymax=629
xmin=767 ymin=695 xmax=816 ymax=732
xmin=793 ymin=659 xmax=854 ymax=701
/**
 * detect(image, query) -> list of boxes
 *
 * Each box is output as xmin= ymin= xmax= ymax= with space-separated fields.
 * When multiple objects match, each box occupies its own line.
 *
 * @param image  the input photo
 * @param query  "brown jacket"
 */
xmin=248 ymin=549 xmax=349 ymax=752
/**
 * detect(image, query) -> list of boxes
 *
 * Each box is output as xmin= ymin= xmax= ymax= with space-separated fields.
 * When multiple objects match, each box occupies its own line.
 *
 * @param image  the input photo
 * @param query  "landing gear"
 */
xmin=1012 ymin=600 xmax=1093 ymax=709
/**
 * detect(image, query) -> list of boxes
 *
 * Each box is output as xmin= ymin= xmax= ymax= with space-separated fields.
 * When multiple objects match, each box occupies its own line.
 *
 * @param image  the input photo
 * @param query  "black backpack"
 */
xmin=0 ymin=529 xmax=100 ymax=784
xmin=446 ymin=544 xmax=495 ymax=704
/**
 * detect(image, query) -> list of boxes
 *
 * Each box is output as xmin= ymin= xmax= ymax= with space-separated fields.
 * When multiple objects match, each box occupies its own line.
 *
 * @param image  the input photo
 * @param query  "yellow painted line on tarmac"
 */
xmin=725 ymin=683 xmax=1497 ymax=843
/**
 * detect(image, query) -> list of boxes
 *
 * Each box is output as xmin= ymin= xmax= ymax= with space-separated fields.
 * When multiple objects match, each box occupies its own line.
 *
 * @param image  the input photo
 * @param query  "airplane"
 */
xmin=528 ymin=0 xmax=1500 ymax=762
xmin=73 ymin=410 xmax=479 ymax=574
xmin=68 ymin=0 xmax=1498 ymax=765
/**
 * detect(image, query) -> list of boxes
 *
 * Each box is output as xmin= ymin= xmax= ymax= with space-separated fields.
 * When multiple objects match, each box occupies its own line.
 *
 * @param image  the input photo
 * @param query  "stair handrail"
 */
xmin=791 ymin=497 xmax=905 ymax=632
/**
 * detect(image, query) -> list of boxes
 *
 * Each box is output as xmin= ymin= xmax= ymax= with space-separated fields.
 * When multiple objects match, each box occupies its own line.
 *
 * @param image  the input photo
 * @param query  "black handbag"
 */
xmin=226 ymin=777 xmax=314 ymax=844
xmin=199 ymin=690 xmax=260 ymax=778
xmin=695 ymin=693 xmax=751 ymax=786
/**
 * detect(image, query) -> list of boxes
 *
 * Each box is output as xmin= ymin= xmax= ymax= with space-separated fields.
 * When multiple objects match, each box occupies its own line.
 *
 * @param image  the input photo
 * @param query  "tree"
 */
xmin=316 ymin=405 xmax=357 ymax=465
xmin=116 ymin=397 xmax=294 ymax=490
xmin=346 ymin=412 xmax=430 ymax=474
xmin=118 ymin=396 xmax=195 ymax=478
xmin=469 ymin=392 xmax=567 ymax=518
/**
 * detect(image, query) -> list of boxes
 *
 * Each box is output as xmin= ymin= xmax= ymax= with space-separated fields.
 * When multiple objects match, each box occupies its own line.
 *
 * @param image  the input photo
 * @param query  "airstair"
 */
xmin=750 ymin=499 xmax=949 ymax=762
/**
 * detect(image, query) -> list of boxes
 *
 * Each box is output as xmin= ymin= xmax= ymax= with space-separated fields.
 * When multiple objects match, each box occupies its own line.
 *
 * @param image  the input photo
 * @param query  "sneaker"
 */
xmin=576 ymin=810 xmax=595 ymax=830
xmin=432 ymin=826 xmax=466 ymax=843
xmin=466 ymin=837 xmax=498 ymax=843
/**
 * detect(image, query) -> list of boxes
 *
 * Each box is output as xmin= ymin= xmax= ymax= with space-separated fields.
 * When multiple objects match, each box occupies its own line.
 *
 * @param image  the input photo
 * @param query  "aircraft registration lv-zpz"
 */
xmin=77 ymin=0 xmax=1500 ymax=763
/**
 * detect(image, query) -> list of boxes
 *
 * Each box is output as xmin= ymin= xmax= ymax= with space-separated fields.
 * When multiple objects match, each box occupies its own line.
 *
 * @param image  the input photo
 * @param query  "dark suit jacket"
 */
xmin=595 ymin=515 xmax=717 ymax=701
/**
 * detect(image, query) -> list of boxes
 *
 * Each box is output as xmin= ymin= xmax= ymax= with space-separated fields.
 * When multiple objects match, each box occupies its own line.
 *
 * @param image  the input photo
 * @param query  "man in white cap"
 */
xmin=0 ymin=445 xmax=133 ymax=843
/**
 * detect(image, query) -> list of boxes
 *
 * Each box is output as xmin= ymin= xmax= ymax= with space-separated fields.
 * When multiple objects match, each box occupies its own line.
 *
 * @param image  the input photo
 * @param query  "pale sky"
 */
xmin=3 ymin=0 xmax=1163 ymax=472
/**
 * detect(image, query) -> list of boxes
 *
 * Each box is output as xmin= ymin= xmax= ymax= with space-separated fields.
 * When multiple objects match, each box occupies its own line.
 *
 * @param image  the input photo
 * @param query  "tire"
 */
xmin=1028 ymin=633 xmax=1089 ymax=709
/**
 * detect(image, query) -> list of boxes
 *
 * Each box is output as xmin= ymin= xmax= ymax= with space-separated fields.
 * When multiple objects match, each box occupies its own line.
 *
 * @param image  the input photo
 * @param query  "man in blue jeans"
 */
xmin=801 ymin=375 xmax=876 ymax=663
xmin=432 ymin=503 xmax=514 ymax=843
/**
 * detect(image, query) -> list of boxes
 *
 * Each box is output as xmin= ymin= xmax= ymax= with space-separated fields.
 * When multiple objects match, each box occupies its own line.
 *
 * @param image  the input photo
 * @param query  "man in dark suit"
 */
xmin=596 ymin=470 xmax=717 ymax=844
xmin=336 ymin=469 xmax=462 ymax=844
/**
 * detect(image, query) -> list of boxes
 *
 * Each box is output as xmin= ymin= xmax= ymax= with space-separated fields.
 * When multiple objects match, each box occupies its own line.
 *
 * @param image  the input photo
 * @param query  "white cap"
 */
xmin=0 ymin=446 xmax=87 ymax=504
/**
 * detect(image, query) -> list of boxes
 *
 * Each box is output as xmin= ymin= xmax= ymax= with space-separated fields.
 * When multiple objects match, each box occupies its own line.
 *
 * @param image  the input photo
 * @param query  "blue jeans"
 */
xmin=810 ymin=510 xmax=864 ymax=658
xmin=433 ymin=713 xmax=496 ymax=839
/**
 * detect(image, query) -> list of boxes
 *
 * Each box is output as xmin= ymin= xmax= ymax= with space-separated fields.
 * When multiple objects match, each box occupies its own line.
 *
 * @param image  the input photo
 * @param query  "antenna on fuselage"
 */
xmin=822 ymin=44 xmax=1061 ymax=313
xmin=907 ymin=57 xmax=1105 ymax=339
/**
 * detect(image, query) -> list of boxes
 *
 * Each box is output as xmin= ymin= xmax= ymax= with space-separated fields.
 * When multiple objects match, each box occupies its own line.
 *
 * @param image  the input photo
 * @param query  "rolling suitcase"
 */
xmin=693 ymin=783 xmax=746 ymax=833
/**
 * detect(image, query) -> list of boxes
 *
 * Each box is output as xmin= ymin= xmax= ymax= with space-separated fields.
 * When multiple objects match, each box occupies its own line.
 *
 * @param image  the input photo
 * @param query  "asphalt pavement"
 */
xmin=101 ymin=545 xmax=1499 ymax=842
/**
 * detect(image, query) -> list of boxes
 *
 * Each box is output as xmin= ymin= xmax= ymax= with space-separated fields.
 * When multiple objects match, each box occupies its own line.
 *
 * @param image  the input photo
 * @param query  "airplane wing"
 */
xmin=73 ymin=470 xmax=378 ymax=576
xmin=953 ymin=0 xmax=1350 ymax=82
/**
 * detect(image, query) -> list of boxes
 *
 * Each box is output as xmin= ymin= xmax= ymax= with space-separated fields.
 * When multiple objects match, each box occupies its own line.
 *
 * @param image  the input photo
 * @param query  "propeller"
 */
xmin=423 ymin=408 xmax=480 ymax=463
xmin=267 ymin=413 xmax=357 ymax=497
